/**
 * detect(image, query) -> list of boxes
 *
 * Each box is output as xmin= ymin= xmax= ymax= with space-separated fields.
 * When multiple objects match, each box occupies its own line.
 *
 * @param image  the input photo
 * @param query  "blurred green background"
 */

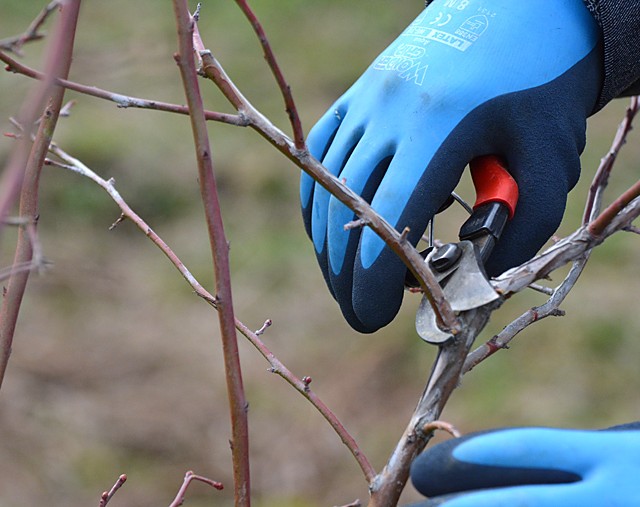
xmin=0 ymin=1 xmax=638 ymax=506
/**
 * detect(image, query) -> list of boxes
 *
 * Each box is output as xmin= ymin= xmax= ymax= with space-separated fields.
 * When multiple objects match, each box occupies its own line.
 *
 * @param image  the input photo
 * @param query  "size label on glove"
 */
xmin=373 ymin=2 xmax=494 ymax=85
xmin=407 ymin=9 xmax=489 ymax=52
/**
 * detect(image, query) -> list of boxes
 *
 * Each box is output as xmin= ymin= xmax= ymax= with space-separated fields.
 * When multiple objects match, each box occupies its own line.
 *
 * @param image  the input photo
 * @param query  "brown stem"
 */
xmin=171 ymin=2 xmax=250 ymax=505
xmin=232 ymin=0 xmax=306 ymax=149
xmin=588 ymin=179 xmax=640 ymax=237
xmin=0 ymin=0 xmax=81 ymax=391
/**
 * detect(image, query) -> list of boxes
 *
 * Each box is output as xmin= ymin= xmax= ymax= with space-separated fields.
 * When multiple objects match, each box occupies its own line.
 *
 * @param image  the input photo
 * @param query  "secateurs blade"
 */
xmin=406 ymin=155 xmax=519 ymax=344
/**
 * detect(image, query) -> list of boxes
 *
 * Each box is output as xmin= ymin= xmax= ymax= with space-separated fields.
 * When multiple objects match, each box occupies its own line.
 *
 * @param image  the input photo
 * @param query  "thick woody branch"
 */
xmin=368 ymin=306 xmax=494 ymax=507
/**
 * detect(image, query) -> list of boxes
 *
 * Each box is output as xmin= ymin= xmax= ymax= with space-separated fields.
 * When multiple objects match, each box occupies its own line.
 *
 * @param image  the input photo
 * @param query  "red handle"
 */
xmin=469 ymin=155 xmax=519 ymax=219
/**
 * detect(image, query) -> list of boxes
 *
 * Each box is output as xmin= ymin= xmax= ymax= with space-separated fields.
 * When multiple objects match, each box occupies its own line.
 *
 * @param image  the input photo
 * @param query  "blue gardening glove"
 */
xmin=300 ymin=0 xmax=603 ymax=333
xmin=409 ymin=423 xmax=640 ymax=506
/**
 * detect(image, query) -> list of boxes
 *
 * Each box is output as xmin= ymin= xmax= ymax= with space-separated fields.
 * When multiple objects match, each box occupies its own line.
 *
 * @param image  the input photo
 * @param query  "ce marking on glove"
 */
xmin=429 ymin=12 xmax=452 ymax=27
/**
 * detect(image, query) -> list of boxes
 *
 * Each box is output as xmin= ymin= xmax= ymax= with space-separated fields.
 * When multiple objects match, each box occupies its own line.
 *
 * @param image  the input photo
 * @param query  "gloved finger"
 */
xmin=351 ymin=143 xmax=469 ymax=331
xmin=300 ymin=102 xmax=347 ymax=238
xmin=309 ymin=113 xmax=364 ymax=256
xmin=325 ymin=135 xmax=395 ymax=330
xmin=410 ymin=429 xmax=581 ymax=499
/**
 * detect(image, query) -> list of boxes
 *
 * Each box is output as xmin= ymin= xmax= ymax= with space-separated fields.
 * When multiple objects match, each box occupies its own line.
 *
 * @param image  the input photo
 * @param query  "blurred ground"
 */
xmin=0 ymin=1 xmax=639 ymax=506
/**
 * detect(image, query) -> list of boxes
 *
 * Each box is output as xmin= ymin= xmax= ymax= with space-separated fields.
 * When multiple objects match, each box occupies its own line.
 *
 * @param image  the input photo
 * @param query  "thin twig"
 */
xmin=231 ymin=0 xmax=306 ymax=149
xmin=0 ymin=50 xmax=247 ymax=127
xmin=168 ymin=471 xmax=224 ymax=507
xmin=0 ymin=1 xmax=60 ymax=54
xmin=588 ymin=179 xmax=640 ymax=237
xmin=583 ymin=96 xmax=639 ymax=224
xmin=234 ymin=317 xmax=377 ymax=482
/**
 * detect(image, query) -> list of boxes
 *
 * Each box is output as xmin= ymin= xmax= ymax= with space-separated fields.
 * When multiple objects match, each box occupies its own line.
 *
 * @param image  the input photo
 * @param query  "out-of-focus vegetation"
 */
xmin=0 ymin=1 xmax=638 ymax=506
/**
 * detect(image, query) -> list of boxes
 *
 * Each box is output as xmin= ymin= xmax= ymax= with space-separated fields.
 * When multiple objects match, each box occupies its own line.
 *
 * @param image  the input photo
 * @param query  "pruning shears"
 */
xmin=406 ymin=155 xmax=519 ymax=344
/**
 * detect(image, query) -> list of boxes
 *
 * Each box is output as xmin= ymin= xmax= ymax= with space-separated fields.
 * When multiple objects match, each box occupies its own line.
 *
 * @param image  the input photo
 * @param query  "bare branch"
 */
xmin=234 ymin=318 xmax=377 ymax=482
xmin=589 ymin=179 xmax=640 ymax=237
xmin=48 ymin=142 xmax=376 ymax=485
xmin=0 ymin=50 xmax=247 ymax=126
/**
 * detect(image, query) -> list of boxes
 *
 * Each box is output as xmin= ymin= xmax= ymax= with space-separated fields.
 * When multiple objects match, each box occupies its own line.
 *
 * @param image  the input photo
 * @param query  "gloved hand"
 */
xmin=409 ymin=423 xmax=640 ymax=506
xmin=300 ymin=0 xmax=603 ymax=333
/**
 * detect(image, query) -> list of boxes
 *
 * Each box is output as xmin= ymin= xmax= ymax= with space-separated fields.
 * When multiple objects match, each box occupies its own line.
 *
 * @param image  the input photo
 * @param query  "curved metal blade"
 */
xmin=415 ymin=241 xmax=499 ymax=344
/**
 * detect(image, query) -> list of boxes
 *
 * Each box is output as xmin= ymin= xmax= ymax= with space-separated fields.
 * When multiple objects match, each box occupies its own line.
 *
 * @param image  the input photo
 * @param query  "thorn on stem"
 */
xmin=399 ymin=226 xmax=411 ymax=243
xmin=344 ymin=218 xmax=368 ymax=231
xmin=59 ymin=99 xmax=76 ymax=117
xmin=422 ymin=420 xmax=462 ymax=439
xmin=193 ymin=3 xmax=202 ymax=21
xmin=109 ymin=214 xmax=126 ymax=231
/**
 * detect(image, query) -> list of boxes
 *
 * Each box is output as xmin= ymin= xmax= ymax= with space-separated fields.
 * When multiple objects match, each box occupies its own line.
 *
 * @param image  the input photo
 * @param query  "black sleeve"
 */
xmin=424 ymin=0 xmax=640 ymax=107
xmin=582 ymin=0 xmax=640 ymax=107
